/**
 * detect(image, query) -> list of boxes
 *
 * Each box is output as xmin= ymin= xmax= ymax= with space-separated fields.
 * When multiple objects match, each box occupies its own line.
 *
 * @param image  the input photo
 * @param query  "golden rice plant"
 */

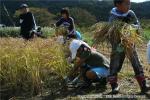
xmin=0 ymin=38 xmax=69 ymax=97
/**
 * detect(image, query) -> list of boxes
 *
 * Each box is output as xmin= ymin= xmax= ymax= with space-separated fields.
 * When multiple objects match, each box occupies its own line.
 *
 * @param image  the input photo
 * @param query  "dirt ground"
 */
xmin=29 ymin=75 xmax=150 ymax=100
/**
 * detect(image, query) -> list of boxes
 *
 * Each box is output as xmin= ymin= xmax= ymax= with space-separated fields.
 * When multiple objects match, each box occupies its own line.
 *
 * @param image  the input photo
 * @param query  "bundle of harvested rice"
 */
xmin=55 ymin=26 xmax=69 ymax=37
xmin=92 ymin=22 xmax=143 ymax=57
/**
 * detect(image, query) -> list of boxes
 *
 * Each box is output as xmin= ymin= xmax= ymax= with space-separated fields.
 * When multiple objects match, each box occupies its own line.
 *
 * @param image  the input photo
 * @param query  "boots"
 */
xmin=136 ymin=75 xmax=150 ymax=94
xmin=108 ymin=76 xmax=120 ymax=94
xmin=111 ymin=83 xmax=120 ymax=94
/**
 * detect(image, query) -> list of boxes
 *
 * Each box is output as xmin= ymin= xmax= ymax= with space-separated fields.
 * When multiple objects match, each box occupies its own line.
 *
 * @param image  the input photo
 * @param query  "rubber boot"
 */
xmin=108 ymin=76 xmax=120 ymax=94
xmin=136 ymin=75 xmax=150 ymax=94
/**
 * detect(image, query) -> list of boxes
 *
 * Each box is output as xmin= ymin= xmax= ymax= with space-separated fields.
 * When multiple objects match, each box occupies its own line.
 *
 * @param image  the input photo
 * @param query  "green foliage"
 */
xmin=70 ymin=8 xmax=97 ymax=27
xmin=140 ymin=19 xmax=150 ymax=29
xmin=13 ymin=7 xmax=56 ymax=27
xmin=30 ymin=8 xmax=56 ymax=26
xmin=0 ymin=27 xmax=20 ymax=37
xmin=0 ymin=27 xmax=55 ymax=38
xmin=143 ymin=29 xmax=150 ymax=41
xmin=2 ymin=0 xmax=150 ymax=26
xmin=41 ymin=27 xmax=55 ymax=37
xmin=139 ymin=19 xmax=150 ymax=41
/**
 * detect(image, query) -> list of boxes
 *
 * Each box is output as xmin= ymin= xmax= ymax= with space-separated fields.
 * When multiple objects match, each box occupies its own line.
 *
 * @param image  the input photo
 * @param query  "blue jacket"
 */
xmin=109 ymin=7 xmax=140 ymax=28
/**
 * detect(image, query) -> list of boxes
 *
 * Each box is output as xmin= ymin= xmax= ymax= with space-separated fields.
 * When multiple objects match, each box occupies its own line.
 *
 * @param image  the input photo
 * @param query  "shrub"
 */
xmin=0 ymin=27 xmax=55 ymax=38
xmin=0 ymin=27 xmax=20 ymax=37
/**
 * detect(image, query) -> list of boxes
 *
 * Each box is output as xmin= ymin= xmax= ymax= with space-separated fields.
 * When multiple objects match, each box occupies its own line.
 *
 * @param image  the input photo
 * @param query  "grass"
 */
xmin=0 ymin=38 xmax=69 ymax=99
xmin=0 ymin=26 xmax=149 ymax=41
xmin=143 ymin=29 xmax=150 ymax=41
xmin=0 ymin=27 xmax=55 ymax=38
xmin=0 ymin=27 xmax=20 ymax=37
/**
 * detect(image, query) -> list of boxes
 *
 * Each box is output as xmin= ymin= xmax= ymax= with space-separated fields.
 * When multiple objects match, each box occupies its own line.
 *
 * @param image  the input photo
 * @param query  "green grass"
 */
xmin=0 ymin=27 xmax=55 ymax=38
xmin=0 ymin=27 xmax=20 ymax=37
xmin=0 ymin=26 xmax=149 ymax=41
xmin=143 ymin=29 xmax=150 ymax=41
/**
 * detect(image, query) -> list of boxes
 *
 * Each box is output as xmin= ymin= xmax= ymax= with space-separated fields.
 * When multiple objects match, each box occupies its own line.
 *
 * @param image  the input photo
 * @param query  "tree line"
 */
xmin=0 ymin=0 xmax=150 ymax=27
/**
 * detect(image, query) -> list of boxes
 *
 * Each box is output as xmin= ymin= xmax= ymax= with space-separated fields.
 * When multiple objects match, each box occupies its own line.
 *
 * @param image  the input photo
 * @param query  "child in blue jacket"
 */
xmin=108 ymin=0 xmax=150 ymax=94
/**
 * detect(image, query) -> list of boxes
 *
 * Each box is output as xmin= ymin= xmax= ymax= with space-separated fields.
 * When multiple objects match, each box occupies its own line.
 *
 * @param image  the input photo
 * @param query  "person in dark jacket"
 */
xmin=108 ymin=0 xmax=150 ymax=94
xmin=19 ymin=4 xmax=36 ymax=40
xmin=56 ymin=8 xmax=82 ymax=40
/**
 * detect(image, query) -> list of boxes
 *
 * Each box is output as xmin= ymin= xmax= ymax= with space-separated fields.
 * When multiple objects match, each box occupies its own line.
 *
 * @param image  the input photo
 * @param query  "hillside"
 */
xmin=0 ymin=0 xmax=150 ymax=26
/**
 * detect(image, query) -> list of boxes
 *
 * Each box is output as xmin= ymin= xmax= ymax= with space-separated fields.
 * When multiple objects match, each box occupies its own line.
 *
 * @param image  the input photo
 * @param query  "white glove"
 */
xmin=67 ymin=56 xmax=73 ymax=64
xmin=131 ymin=24 xmax=140 ymax=29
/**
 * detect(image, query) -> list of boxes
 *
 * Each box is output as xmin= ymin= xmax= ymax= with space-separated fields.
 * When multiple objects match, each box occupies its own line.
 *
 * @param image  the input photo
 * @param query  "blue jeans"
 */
xmin=90 ymin=67 xmax=109 ymax=79
xmin=82 ymin=64 xmax=109 ymax=79
xmin=81 ymin=65 xmax=109 ymax=83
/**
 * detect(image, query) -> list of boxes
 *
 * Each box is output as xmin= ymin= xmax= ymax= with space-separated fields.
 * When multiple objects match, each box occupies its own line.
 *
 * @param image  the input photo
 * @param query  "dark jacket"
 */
xmin=19 ymin=12 xmax=36 ymax=37
xmin=56 ymin=17 xmax=75 ymax=33
xmin=78 ymin=50 xmax=110 ymax=69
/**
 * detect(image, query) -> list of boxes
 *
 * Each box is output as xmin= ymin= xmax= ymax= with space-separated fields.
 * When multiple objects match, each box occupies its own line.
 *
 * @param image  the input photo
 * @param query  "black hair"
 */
xmin=77 ymin=44 xmax=90 ymax=53
xmin=114 ymin=0 xmax=124 ymax=6
xmin=61 ymin=8 xmax=70 ymax=18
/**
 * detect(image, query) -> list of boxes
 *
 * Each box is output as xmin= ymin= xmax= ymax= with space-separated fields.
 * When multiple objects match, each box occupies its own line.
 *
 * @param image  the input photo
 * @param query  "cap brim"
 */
xmin=19 ymin=6 xmax=28 ymax=9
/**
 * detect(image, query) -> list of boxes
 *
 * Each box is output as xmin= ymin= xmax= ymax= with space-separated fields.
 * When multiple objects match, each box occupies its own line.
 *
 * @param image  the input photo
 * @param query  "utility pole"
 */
xmin=3 ymin=3 xmax=15 ymax=26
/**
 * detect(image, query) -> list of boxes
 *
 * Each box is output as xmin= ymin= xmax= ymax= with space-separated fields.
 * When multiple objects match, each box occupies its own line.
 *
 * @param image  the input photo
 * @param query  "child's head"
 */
xmin=114 ymin=0 xmax=131 ymax=13
xmin=69 ymin=40 xmax=91 ymax=60
xmin=61 ymin=8 xmax=70 ymax=19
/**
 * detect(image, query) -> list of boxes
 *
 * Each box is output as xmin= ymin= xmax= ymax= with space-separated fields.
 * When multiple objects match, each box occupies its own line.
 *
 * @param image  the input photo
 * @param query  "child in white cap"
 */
xmin=68 ymin=39 xmax=110 ymax=88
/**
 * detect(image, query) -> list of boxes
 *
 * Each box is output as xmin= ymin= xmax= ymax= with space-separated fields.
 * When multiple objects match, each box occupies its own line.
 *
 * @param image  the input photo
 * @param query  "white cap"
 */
xmin=69 ymin=39 xmax=91 ymax=60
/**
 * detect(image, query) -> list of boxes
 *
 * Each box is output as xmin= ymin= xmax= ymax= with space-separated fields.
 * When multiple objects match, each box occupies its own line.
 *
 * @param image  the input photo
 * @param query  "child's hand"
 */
xmin=67 ymin=56 xmax=73 ymax=64
xmin=91 ymin=47 xmax=97 ymax=51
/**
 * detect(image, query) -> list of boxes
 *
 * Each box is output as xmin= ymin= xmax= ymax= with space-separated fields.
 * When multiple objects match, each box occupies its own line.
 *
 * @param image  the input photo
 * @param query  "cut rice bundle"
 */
xmin=55 ymin=26 xmax=69 ymax=37
xmin=92 ymin=22 xmax=143 ymax=57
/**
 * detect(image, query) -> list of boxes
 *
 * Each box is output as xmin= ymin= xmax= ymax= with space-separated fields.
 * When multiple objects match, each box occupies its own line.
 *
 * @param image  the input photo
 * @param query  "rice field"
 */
xmin=0 ymin=37 xmax=69 ymax=99
xmin=0 ymin=26 xmax=149 ymax=99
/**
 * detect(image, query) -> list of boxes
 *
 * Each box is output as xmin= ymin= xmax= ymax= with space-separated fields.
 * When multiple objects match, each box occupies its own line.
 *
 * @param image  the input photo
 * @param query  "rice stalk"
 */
xmin=0 ymin=38 xmax=69 ymax=97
